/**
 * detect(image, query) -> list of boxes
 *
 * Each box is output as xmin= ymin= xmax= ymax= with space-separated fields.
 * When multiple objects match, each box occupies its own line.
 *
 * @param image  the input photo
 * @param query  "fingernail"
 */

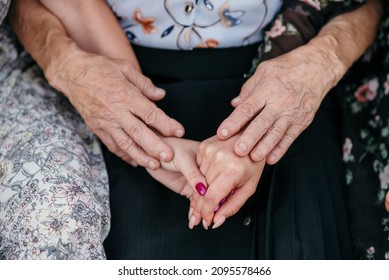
xmin=230 ymin=186 xmax=237 ymax=195
xmin=212 ymin=216 xmax=226 ymax=229
xmin=188 ymin=215 xmax=196 ymax=229
xmin=231 ymin=96 xmax=241 ymax=104
xmin=148 ymin=161 xmax=157 ymax=170
xmin=160 ymin=151 xmax=168 ymax=162
xmin=155 ymin=88 xmax=165 ymax=96
xmin=268 ymin=154 xmax=277 ymax=164
xmin=195 ymin=183 xmax=207 ymax=196
xmin=175 ymin=129 xmax=185 ymax=137
xmin=219 ymin=196 xmax=227 ymax=205
xmin=238 ymin=142 xmax=248 ymax=153
xmin=214 ymin=204 xmax=220 ymax=212
xmin=220 ymin=128 xmax=229 ymax=138
xmin=188 ymin=207 xmax=193 ymax=220
xmin=202 ymin=219 xmax=208 ymax=230
xmin=252 ymin=150 xmax=264 ymax=161
xmin=130 ymin=161 xmax=138 ymax=167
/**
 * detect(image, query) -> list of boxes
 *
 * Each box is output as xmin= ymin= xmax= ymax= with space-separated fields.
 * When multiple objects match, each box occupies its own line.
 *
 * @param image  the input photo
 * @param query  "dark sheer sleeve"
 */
xmin=246 ymin=0 xmax=366 ymax=77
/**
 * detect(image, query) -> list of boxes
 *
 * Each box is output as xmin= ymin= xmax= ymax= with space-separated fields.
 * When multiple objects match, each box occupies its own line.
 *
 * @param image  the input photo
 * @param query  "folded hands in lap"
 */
xmin=147 ymin=135 xmax=265 ymax=229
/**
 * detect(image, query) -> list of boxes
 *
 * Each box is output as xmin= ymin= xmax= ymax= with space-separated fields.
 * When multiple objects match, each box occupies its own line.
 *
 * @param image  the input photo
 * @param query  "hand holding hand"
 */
xmin=192 ymin=135 xmax=265 ymax=229
xmin=146 ymin=137 xmax=207 ymax=229
xmin=48 ymin=50 xmax=185 ymax=169
xmin=217 ymin=48 xmax=335 ymax=165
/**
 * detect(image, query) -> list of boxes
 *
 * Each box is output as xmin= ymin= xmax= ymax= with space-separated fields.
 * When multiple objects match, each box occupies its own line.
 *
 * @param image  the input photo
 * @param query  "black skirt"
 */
xmin=103 ymin=44 xmax=352 ymax=259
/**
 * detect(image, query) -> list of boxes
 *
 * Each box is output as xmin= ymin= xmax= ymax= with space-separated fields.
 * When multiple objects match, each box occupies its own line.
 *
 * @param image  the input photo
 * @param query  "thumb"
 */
xmin=176 ymin=149 xmax=208 ymax=197
xmin=231 ymin=76 xmax=256 ymax=107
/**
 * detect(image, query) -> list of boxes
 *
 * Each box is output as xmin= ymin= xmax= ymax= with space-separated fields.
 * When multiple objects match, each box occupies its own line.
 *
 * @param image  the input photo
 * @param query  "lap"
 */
xmin=0 ymin=26 xmax=110 ymax=259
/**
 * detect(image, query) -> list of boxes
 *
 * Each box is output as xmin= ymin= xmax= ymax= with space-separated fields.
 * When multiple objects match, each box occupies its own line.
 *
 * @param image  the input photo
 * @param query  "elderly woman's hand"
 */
xmin=216 ymin=0 xmax=383 ymax=165
xmin=47 ymin=49 xmax=185 ymax=169
xmin=217 ymin=49 xmax=329 ymax=165
xmin=9 ymin=0 xmax=185 ymax=169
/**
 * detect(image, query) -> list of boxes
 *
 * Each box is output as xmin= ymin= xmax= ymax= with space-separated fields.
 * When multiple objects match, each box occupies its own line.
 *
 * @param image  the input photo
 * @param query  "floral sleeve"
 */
xmin=0 ymin=0 xmax=10 ymax=26
xmin=246 ymin=0 xmax=365 ymax=76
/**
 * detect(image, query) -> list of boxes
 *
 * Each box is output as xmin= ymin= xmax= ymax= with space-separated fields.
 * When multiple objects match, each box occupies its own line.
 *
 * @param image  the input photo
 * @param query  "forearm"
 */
xmin=8 ymin=0 xmax=85 ymax=90
xmin=304 ymin=0 xmax=384 ymax=99
xmin=39 ymin=0 xmax=139 ymax=64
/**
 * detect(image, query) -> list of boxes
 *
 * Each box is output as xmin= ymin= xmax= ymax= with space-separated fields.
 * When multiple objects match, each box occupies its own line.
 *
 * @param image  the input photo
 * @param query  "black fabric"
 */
xmin=103 ymin=45 xmax=352 ymax=259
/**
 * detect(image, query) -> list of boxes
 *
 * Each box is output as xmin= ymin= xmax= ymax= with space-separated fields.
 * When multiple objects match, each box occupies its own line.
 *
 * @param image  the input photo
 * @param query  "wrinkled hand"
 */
xmin=49 ymin=50 xmax=184 ymax=168
xmin=192 ymin=135 xmax=265 ymax=229
xmin=217 ymin=50 xmax=332 ymax=165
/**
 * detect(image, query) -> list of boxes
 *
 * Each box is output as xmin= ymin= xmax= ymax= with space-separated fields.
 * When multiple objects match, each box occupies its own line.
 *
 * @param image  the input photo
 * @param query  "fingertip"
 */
xmin=175 ymin=129 xmax=185 ymax=138
xmin=231 ymin=96 xmax=241 ymax=107
xmin=250 ymin=150 xmax=265 ymax=162
xmin=155 ymin=87 xmax=166 ymax=97
xmin=147 ymin=160 xmax=160 ymax=170
xmin=202 ymin=219 xmax=209 ymax=230
xmin=195 ymin=182 xmax=207 ymax=196
xmin=160 ymin=149 xmax=174 ymax=162
xmin=236 ymin=142 xmax=249 ymax=156
xmin=188 ymin=215 xmax=196 ymax=229
xmin=266 ymin=153 xmax=278 ymax=165
xmin=217 ymin=128 xmax=229 ymax=139
xmin=212 ymin=215 xmax=226 ymax=229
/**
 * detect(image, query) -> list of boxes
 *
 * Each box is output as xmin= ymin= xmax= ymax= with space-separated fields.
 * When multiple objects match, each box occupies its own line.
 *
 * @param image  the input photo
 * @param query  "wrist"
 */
xmin=43 ymin=36 xmax=85 ymax=97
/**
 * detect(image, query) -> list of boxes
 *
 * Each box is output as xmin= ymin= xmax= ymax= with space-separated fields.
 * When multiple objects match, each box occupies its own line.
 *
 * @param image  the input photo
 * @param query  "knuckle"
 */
xmin=186 ymin=170 xmax=202 ymax=182
xmin=284 ymin=129 xmax=299 ymax=143
xmin=141 ymin=76 xmax=154 ymax=90
xmin=253 ymin=114 xmax=272 ymax=130
xmin=117 ymin=137 xmax=136 ymax=153
xmin=266 ymin=125 xmax=284 ymax=142
xmin=144 ymin=106 xmax=159 ymax=126
xmin=204 ymin=192 xmax=220 ymax=206
xmin=201 ymin=144 xmax=217 ymax=158
xmin=107 ymin=143 xmax=120 ymax=154
xmin=128 ymin=123 xmax=145 ymax=142
xmin=240 ymin=83 xmax=252 ymax=98
xmin=239 ymin=102 xmax=257 ymax=119
xmin=108 ymin=84 xmax=129 ymax=102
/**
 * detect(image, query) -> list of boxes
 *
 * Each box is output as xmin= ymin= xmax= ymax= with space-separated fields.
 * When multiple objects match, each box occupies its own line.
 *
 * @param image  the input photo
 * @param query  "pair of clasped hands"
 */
xmin=58 ymin=46 xmax=324 ymax=230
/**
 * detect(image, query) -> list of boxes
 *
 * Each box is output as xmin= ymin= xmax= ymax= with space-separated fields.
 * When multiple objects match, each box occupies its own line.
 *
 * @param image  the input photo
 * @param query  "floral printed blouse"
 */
xmin=105 ymin=0 xmax=283 ymax=49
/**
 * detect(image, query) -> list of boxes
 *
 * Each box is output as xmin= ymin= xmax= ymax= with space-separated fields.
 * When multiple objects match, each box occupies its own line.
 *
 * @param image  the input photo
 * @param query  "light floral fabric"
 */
xmin=106 ymin=0 xmax=283 ymax=49
xmin=0 ymin=26 xmax=110 ymax=260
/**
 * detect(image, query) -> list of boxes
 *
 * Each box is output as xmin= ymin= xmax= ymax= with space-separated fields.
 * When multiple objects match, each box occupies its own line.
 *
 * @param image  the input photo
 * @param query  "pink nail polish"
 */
xmin=219 ymin=196 xmax=227 ymax=205
xmin=195 ymin=183 xmax=207 ymax=196
xmin=230 ymin=186 xmax=237 ymax=195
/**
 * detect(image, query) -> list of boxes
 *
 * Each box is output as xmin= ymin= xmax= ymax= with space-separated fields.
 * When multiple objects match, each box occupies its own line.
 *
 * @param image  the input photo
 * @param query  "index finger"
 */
xmin=120 ymin=112 xmax=175 ymax=162
xmin=217 ymin=96 xmax=265 ymax=141
xmin=129 ymin=89 xmax=185 ymax=138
